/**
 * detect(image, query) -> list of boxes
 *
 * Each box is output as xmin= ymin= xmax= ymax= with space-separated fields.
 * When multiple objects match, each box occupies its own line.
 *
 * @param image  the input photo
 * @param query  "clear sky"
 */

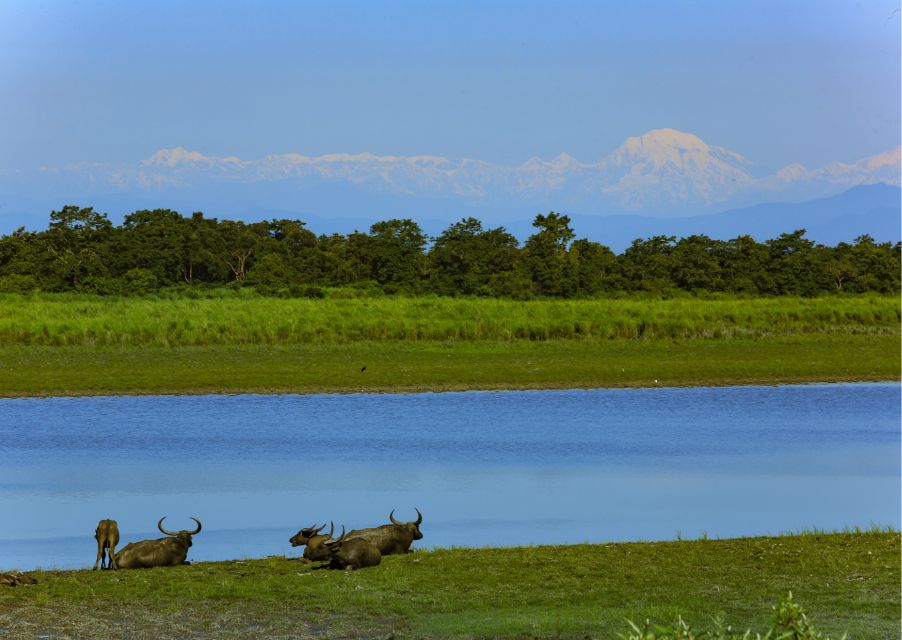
xmin=1 ymin=0 xmax=899 ymax=174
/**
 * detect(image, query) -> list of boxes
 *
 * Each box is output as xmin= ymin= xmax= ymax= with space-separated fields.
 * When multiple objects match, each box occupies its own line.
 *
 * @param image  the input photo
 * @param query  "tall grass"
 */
xmin=0 ymin=293 xmax=897 ymax=347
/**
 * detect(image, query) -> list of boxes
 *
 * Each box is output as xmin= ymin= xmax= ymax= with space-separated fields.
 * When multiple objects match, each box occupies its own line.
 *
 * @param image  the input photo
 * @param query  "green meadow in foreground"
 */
xmin=0 ymin=294 xmax=898 ymax=395
xmin=1 ymin=532 xmax=898 ymax=639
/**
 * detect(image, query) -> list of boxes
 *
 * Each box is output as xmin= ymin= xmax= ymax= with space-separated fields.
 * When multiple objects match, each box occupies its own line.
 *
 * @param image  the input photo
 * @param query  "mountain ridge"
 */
xmin=1 ymin=129 xmax=898 ymax=239
xmin=80 ymin=128 xmax=900 ymax=216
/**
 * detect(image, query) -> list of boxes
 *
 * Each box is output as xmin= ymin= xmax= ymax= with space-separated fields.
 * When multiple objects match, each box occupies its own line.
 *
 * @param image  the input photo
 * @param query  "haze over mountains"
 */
xmin=2 ymin=129 xmax=899 ymax=249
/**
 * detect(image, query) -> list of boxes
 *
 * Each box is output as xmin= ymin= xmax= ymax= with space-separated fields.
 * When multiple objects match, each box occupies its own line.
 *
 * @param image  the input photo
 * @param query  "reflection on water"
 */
xmin=0 ymin=383 xmax=898 ymax=570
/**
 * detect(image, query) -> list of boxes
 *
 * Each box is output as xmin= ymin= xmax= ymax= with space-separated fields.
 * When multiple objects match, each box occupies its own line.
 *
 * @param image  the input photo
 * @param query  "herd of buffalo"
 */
xmin=92 ymin=509 xmax=424 ymax=572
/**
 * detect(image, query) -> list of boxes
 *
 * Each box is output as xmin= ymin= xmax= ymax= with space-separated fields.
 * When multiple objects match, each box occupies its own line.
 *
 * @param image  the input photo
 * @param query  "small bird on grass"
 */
xmin=360 ymin=365 xmax=367 ymax=372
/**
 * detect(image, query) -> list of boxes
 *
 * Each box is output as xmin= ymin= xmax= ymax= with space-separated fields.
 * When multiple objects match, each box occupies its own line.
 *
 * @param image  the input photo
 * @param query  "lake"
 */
xmin=0 ymin=383 xmax=898 ymax=570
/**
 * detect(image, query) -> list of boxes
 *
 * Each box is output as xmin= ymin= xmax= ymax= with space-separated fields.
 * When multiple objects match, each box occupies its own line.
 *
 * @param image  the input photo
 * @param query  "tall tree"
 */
xmin=567 ymin=238 xmax=619 ymax=295
xmin=217 ymin=220 xmax=265 ymax=282
xmin=720 ymin=235 xmax=769 ymax=293
xmin=181 ymin=212 xmax=226 ymax=284
xmin=429 ymin=217 xmax=520 ymax=295
xmin=846 ymin=235 xmax=901 ymax=293
xmin=524 ymin=212 xmax=575 ymax=296
xmin=671 ymin=235 xmax=724 ymax=291
xmin=765 ymin=230 xmax=818 ymax=295
xmin=368 ymin=218 xmax=427 ymax=292
xmin=0 ymin=227 xmax=45 ymax=292
xmin=118 ymin=209 xmax=187 ymax=285
xmin=44 ymin=205 xmax=113 ymax=290
xmin=619 ymin=235 xmax=676 ymax=292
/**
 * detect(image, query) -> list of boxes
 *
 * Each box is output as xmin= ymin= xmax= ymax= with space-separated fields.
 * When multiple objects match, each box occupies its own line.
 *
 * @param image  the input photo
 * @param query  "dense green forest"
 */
xmin=0 ymin=205 xmax=898 ymax=297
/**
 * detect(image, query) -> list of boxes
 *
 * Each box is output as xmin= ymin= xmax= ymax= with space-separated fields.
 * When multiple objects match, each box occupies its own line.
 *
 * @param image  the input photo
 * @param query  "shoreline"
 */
xmin=4 ymin=529 xmax=898 ymax=574
xmin=0 ymin=374 xmax=898 ymax=400
xmin=1 ymin=334 xmax=898 ymax=398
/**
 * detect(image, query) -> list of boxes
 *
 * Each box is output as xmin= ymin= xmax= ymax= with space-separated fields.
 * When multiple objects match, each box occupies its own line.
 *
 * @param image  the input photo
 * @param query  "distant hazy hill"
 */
xmin=519 ymin=184 xmax=900 ymax=252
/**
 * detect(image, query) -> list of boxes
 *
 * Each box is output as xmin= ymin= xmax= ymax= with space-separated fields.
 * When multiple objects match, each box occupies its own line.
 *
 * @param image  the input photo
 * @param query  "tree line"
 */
xmin=0 ymin=205 xmax=898 ymax=297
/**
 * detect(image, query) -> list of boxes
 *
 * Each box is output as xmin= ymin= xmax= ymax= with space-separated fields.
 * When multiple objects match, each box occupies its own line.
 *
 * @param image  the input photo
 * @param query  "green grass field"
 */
xmin=0 ymin=294 xmax=898 ymax=395
xmin=1 ymin=532 xmax=898 ymax=639
xmin=1 ymin=334 xmax=898 ymax=397
xmin=0 ymin=294 xmax=897 ymax=346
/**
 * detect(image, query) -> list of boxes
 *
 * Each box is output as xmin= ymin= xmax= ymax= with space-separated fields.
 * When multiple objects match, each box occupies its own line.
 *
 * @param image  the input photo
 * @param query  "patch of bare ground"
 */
xmin=0 ymin=602 xmax=397 ymax=640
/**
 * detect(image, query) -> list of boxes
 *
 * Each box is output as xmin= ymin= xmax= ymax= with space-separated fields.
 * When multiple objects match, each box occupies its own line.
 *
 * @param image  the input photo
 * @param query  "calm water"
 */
xmin=0 ymin=383 xmax=898 ymax=570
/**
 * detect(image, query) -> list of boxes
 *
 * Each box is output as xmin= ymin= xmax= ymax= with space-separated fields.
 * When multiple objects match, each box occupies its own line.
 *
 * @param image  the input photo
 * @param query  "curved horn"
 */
xmin=389 ymin=510 xmax=401 ymax=526
xmin=313 ymin=523 xmax=326 ymax=535
xmin=327 ymin=521 xmax=334 ymax=538
xmin=158 ymin=517 xmax=178 ymax=536
xmin=414 ymin=507 xmax=422 ymax=526
xmin=187 ymin=517 xmax=202 ymax=535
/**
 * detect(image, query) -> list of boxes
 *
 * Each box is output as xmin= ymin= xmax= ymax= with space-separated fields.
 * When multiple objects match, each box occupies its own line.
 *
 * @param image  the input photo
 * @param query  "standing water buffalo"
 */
xmin=346 ymin=508 xmax=423 ymax=555
xmin=323 ymin=526 xmax=381 ymax=570
xmin=289 ymin=522 xmax=335 ymax=561
xmin=93 ymin=519 xmax=119 ymax=570
xmin=114 ymin=517 xmax=202 ymax=569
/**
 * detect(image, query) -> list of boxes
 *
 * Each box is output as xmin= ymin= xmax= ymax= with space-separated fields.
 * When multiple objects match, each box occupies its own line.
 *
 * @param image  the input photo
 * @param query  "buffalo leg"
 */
xmin=93 ymin=541 xmax=103 ymax=570
xmin=107 ymin=541 xmax=118 ymax=570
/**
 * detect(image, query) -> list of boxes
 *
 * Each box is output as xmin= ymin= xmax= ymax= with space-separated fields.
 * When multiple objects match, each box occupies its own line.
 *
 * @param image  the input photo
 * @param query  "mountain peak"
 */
xmin=603 ymin=128 xmax=749 ymax=171
xmin=141 ymin=147 xmax=244 ymax=168
xmin=630 ymin=128 xmax=710 ymax=151
xmin=142 ymin=147 xmax=210 ymax=167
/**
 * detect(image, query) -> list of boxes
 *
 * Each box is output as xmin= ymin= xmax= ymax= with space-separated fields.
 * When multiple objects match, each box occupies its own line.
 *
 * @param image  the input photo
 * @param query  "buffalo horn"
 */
xmin=327 ymin=521 xmax=334 ymax=538
xmin=158 ymin=516 xmax=202 ymax=536
xmin=312 ymin=523 xmax=326 ymax=535
xmin=389 ymin=510 xmax=401 ymax=526
xmin=158 ymin=517 xmax=177 ymax=536
xmin=414 ymin=507 xmax=422 ymax=525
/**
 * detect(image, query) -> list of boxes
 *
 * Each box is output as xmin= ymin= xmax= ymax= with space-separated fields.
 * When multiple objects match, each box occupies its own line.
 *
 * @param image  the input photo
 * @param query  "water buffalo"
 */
xmin=114 ymin=517 xmax=202 ymax=569
xmin=346 ymin=508 xmax=423 ymax=555
xmin=93 ymin=519 xmax=120 ymax=570
xmin=290 ymin=522 xmax=335 ymax=561
xmin=323 ymin=526 xmax=381 ymax=570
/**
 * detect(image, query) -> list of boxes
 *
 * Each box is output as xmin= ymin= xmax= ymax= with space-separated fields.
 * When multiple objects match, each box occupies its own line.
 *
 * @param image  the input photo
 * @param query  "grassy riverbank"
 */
xmin=0 ymin=294 xmax=898 ymax=395
xmin=0 ymin=334 xmax=898 ymax=396
xmin=1 ymin=532 xmax=898 ymax=639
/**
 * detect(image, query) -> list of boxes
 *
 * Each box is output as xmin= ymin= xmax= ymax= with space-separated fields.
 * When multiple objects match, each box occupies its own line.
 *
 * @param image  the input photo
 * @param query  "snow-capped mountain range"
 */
xmin=3 ymin=128 xmax=898 ymax=238
xmin=75 ymin=128 xmax=898 ymax=214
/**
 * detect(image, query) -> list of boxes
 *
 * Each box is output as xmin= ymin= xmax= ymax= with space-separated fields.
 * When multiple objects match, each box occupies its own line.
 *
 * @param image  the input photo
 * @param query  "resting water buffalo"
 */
xmin=323 ymin=526 xmax=381 ymax=570
xmin=114 ymin=517 xmax=202 ymax=569
xmin=93 ymin=519 xmax=120 ymax=570
xmin=290 ymin=522 xmax=335 ymax=561
xmin=346 ymin=508 xmax=423 ymax=555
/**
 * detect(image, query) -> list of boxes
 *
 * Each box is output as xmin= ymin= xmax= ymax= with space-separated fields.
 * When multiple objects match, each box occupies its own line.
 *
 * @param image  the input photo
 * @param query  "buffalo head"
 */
xmin=290 ymin=522 xmax=330 ymax=547
xmin=290 ymin=522 xmax=336 ymax=561
xmin=158 ymin=516 xmax=202 ymax=546
xmin=389 ymin=508 xmax=423 ymax=541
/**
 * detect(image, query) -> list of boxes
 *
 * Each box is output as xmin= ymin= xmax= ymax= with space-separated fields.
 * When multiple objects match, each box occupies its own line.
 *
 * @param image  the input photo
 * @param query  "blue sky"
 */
xmin=1 ymin=0 xmax=899 ymax=173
